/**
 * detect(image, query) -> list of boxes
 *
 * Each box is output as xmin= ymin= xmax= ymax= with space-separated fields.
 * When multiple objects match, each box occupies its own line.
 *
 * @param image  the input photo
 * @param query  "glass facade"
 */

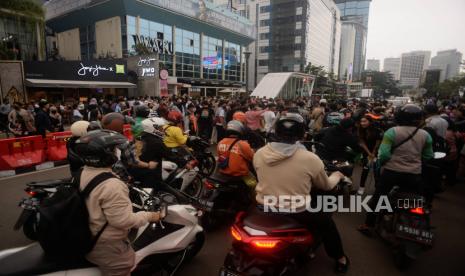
xmin=335 ymin=0 xmax=370 ymax=27
xmin=125 ymin=15 xmax=244 ymax=82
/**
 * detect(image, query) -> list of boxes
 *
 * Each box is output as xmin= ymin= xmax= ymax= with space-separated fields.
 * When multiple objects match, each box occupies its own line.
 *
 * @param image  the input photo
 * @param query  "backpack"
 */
xmin=217 ymin=139 xmax=240 ymax=169
xmin=37 ymin=171 xmax=116 ymax=260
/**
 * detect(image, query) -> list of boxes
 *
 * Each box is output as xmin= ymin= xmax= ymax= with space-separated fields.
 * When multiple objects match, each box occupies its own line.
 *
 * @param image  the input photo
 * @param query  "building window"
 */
xmin=202 ymin=35 xmax=223 ymax=80
xmin=295 ymin=21 xmax=302 ymax=30
xmin=295 ymin=36 xmax=301 ymax=44
xmin=260 ymin=33 xmax=270 ymax=40
xmin=258 ymin=60 xmax=269 ymax=66
xmin=260 ymin=6 xmax=271 ymax=13
xmin=294 ymin=50 xmax=301 ymax=58
xmin=224 ymin=41 xmax=241 ymax=81
xmin=175 ymin=27 xmax=201 ymax=79
xmin=294 ymin=64 xmax=301 ymax=72
xmin=260 ymin=19 xmax=270 ymax=27
xmin=259 ymin=46 xmax=271 ymax=53
xmin=296 ymin=7 xmax=303 ymax=15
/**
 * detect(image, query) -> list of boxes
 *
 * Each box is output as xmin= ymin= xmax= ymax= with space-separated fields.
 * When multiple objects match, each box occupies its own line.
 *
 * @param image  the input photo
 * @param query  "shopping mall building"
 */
xmin=28 ymin=0 xmax=255 ymax=101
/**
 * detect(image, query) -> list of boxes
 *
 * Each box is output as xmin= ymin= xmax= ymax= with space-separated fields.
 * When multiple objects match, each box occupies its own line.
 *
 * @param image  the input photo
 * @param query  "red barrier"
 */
xmin=123 ymin=124 xmax=134 ymax=141
xmin=46 ymin=131 xmax=72 ymax=161
xmin=0 ymin=136 xmax=46 ymax=170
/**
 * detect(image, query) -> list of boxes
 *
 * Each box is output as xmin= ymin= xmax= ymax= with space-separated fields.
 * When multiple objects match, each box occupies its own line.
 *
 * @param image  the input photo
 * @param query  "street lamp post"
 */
xmin=243 ymin=51 xmax=251 ymax=93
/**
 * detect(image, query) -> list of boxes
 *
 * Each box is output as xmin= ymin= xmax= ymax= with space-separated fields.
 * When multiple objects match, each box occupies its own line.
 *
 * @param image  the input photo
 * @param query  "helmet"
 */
xmin=75 ymin=130 xmax=129 ymax=167
xmin=232 ymin=111 xmax=246 ymax=124
xmin=167 ymin=110 xmax=183 ymax=124
xmin=326 ymin=112 xmax=344 ymax=126
xmin=141 ymin=117 xmax=167 ymax=136
xmin=226 ymin=120 xmax=245 ymax=137
xmin=88 ymin=121 xmax=102 ymax=131
xmin=395 ymin=104 xmax=423 ymax=126
xmin=135 ymin=105 xmax=150 ymax=118
xmin=70 ymin=121 xmax=90 ymax=137
xmin=275 ymin=112 xmax=305 ymax=143
xmin=102 ymin=112 xmax=125 ymax=133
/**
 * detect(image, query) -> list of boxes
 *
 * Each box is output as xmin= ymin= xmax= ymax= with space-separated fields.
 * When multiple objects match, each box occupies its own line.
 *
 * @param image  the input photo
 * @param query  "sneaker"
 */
xmin=357 ymin=187 xmax=365 ymax=195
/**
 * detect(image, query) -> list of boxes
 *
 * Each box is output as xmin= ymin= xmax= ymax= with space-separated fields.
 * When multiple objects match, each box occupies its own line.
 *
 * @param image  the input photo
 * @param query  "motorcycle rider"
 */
xmin=74 ymin=130 xmax=162 ymax=276
xmin=68 ymin=120 xmax=101 ymax=177
xmin=358 ymin=104 xmax=434 ymax=234
xmin=132 ymin=105 xmax=151 ymax=139
xmin=314 ymin=114 xmax=360 ymax=161
xmin=102 ymin=112 xmax=126 ymax=134
xmin=253 ymin=112 xmax=349 ymax=273
xmin=217 ymin=120 xmax=255 ymax=187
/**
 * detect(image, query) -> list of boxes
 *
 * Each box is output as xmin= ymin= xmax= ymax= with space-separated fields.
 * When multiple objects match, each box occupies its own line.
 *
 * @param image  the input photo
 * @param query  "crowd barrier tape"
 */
xmin=0 ymin=136 xmax=46 ymax=171
xmin=0 ymin=126 xmax=135 ymax=173
xmin=46 ymin=131 xmax=72 ymax=161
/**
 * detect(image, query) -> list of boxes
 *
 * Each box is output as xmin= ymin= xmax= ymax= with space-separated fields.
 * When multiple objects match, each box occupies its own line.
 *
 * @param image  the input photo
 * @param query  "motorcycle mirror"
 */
xmin=434 ymin=152 xmax=446 ymax=159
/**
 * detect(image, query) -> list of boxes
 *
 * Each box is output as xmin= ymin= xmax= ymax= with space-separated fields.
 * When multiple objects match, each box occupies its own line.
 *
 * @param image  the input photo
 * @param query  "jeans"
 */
xmin=365 ymin=169 xmax=423 ymax=227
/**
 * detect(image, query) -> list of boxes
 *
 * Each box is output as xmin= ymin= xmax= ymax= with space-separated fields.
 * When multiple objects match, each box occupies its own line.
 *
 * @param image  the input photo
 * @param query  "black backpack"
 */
xmin=37 ymin=171 xmax=116 ymax=260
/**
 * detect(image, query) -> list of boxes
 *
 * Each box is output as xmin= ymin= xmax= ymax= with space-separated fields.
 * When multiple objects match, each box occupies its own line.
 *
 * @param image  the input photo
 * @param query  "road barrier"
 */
xmin=0 ymin=126 xmax=134 ymax=173
xmin=0 ymin=136 xmax=46 ymax=170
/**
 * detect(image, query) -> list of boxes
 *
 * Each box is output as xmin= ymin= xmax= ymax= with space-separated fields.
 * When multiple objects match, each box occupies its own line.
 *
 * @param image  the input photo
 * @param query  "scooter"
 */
xmin=0 ymin=184 xmax=205 ymax=276
xmin=220 ymin=160 xmax=352 ymax=276
xmin=200 ymin=172 xmax=255 ymax=230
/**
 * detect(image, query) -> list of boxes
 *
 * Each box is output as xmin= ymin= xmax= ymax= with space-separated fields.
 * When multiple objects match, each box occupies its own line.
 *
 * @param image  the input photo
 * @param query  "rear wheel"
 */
xmin=199 ymin=153 xmax=216 ymax=176
xmin=23 ymin=213 xmax=39 ymax=241
xmin=184 ymin=176 xmax=203 ymax=198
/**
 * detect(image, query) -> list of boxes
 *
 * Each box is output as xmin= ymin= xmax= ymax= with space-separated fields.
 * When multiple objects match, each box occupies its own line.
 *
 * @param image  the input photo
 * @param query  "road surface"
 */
xmin=0 ymin=166 xmax=464 ymax=276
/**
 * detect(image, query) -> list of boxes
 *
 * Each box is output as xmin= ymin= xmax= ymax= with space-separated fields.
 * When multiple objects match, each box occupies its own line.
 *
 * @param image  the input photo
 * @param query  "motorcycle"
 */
xmin=186 ymin=136 xmax=216 ymax=176
xmin=200 ymin=172 xmax=255 ymax=230
xmin=0 ymin=184 xmax=205 ymax=276
xmin=220 ymin=160 xmax=352 ymax=276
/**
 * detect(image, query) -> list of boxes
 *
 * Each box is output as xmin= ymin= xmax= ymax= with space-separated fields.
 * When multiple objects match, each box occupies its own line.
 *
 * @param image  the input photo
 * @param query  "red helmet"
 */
xmin=167 ymin=110 xmax=183 ymax=123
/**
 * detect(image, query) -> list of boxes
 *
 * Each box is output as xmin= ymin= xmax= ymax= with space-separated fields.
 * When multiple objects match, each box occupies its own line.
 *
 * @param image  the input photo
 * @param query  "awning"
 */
xmin=26 ymin=79 xmax=136 ymax=89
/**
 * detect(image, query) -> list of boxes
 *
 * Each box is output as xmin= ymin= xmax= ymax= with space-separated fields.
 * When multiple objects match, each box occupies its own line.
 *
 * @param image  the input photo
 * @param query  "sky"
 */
xmin=366 ymin=0 xmax=465 ymax=69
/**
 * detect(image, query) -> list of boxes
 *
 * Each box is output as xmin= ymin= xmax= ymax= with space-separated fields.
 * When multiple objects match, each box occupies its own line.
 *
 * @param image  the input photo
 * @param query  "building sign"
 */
xmin=24 ymin=60 xmax=130 ymax=82
xmin=137 ymin=56 xmax=157 ymax=77
xmin=0 ymin=61 xmax=26 ymax=103
xmin=132 ymin=35 xmax=173 ymax=55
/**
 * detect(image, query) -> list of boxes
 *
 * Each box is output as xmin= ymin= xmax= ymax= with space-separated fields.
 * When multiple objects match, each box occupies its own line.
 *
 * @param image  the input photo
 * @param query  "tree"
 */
xmin=361 ymin=71 xmax=401 ymax=98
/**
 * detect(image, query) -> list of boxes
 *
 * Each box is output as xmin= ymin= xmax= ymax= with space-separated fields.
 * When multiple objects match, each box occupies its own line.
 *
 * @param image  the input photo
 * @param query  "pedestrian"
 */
xmin=49 ymin=106 xmax=64 ymax=132
xmin=35 ymin=99 xmax=53 ymax=137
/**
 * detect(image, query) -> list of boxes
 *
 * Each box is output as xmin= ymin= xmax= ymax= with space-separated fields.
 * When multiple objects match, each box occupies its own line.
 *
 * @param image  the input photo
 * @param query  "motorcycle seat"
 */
xmin=243 ymin=212 xmax=304 ymax=233
xmin=0 ymin=243 xmax=96 ymax=276
xmin=208 ymin=172 xmax=243 ymax=185
xmin=27 ymin=179 xmax=70 ymax=188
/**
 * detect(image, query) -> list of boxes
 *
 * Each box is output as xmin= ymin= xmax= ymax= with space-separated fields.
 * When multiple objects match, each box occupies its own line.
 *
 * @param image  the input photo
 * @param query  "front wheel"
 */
xmin=184 ymin=176 xmax=203 ymax=198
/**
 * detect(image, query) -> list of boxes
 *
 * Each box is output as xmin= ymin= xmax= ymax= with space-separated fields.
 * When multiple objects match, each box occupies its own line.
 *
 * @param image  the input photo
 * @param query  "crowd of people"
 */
xmin=3 ymin=93 xmax=465 ymax=274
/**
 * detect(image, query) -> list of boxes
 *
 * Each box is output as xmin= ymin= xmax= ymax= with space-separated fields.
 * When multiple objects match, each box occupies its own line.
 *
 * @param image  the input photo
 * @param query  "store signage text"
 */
xmin=132 ymin=35 xmax=173 ymax=55
xmin=137 ymin=57 xmax=157 ymax=77
xmin=77 ymin=63 xmax=125 ymax=77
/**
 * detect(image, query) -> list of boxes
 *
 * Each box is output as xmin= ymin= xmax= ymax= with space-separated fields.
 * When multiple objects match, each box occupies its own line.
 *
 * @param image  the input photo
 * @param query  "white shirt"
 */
xmin=73 ymin=109 xmax=83 ymax=118
xmin=215 ymin=107 xmax=225 ymax=126
xmin=263 ymin=110 xmax=276 ymax=133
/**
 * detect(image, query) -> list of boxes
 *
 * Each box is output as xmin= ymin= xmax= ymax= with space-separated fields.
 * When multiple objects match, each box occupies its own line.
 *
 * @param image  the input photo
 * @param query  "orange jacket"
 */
xmin=217 ymin=138 xmax=254 ymax=176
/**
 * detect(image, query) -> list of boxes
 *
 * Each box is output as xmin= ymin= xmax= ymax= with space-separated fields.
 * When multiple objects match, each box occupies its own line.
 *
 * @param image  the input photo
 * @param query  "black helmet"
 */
xmin=395 ymin=104 xmax=423 ymax=126
xmin=88 ymin=121 xmax=102 ymax=131
xmin=135 ymin=105 xmax=150 ymax=118
xmin=226 ymin=120 xmax=245 ymax=137
xmin=75 ymin=130 xmax=129 ymax=167
xmin=275 ymin=112 xmax=305 ymax=143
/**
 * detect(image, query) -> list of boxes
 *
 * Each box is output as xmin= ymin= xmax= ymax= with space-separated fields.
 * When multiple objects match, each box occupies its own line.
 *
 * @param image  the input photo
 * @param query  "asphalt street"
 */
xmin=0 ymin=166 xmax=464 ymax=276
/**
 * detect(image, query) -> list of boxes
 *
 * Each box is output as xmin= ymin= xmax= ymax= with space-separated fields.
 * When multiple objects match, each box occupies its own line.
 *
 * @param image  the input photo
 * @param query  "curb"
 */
xmin=0 ymin=160 xmax=69 ymax=178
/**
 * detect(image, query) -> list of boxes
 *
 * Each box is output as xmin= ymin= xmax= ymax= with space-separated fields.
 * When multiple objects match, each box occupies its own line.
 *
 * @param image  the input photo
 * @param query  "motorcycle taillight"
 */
xmin=409 ymin=207 xmax=425 ymax=215
xmin=203 ymin=179 xmax=216 ymax=190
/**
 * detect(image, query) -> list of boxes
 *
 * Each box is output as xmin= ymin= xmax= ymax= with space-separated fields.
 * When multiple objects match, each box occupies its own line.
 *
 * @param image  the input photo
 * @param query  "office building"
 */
xmin=399 ymin=51 xmax=431 ymax=88
xmin=366 ymin=58 xmax=380 ymax=71
xmin=221 ymin=0 xmax=341 ymax=88
xmin=430 ymin=49 xmax=463 ymax=82
xmin=41 ymin=0 xmax=255 ymax=98
xmin=334 ymin=0 xmax=371 ymax=81
xmin=422 ymin=69 xmax=441 ymax=87
xmin=383 ymin=57 xmax=401 ymax=80
xmin=338 ymin=19 xmax=357 ymax=81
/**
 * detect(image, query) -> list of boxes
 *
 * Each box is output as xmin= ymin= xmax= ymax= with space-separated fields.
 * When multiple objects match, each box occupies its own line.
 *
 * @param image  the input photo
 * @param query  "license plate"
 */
xmin=219 ymin=268 xmax=240 ymax=276
xmin=396 ymin=224 xmax=433 ymax=245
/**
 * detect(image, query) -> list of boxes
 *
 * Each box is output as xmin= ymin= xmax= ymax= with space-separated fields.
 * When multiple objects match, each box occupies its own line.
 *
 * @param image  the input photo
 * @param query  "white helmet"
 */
xmin=141 ymin=117 xmax=167 ymax=135
xmin=70 ymin=120 xmax=90 ymax=137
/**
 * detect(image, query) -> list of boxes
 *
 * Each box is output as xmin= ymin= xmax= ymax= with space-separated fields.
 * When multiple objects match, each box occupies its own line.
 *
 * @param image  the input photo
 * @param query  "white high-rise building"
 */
xmin=383 ymin=57 xmax=401 ymax=80
xmin=366 ymin=59 xmax=380 ymax=71
xmin=429 ymin=49 xmax=463 ymax=82
xmin=400 ymin=51 xmax=431 ymax=88
xmin=338 ymin=22 xmax=356 ymax=81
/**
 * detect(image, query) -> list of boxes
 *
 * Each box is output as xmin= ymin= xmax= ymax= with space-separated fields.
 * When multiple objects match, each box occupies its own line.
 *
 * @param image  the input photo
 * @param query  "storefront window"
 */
xmin=202 ymin=35 xmax=223 ymax=80
xmin=175 ymin=27 xmax=201 ymax=79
